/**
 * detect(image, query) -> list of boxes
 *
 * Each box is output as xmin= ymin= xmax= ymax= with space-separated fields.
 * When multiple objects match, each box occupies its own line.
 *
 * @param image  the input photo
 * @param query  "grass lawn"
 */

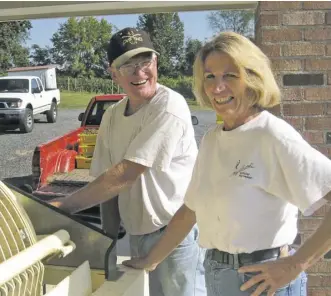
xmin=58 ymin=91 xmax=99 ymax=109
xmin=59 ymin=91 xmax=209 ymax=111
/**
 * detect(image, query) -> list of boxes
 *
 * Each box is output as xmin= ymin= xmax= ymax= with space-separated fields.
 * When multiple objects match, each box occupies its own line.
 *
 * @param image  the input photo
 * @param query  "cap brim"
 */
xmin=112 ymin=48 xmax=159 ymax=68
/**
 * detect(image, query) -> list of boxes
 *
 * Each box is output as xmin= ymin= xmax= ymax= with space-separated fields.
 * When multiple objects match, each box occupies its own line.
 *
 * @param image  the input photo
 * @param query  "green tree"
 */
xmin=137 ymin=13 xmax=184 ymax=77
xmin=0 ymin=21 xmax=31 ymax=74
xmin=207 ymin=10 xmax=255 ymax=38
xmin=30 ymin=44 xmax=54 ymax=66
xmin=181 ymin=38 xmax=203 ymax=76
xmin=51 ymin=17 xmax=112 ymax=78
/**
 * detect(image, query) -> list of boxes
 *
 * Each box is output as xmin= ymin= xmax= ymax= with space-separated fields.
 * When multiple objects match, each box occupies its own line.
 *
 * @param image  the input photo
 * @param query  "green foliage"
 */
xmin=137 ymin=13 xmax=184 ymax=78
xmin=51 ymin=17 xmax=112 ymax=78
xmin=0 ymin=21 xmax=31 ymax=74
xmin=57 ymin=76 xmax=122 ymax=94
xmin=30 ymin=44 xmax=54 ymax=66
xmin=57 ymin=75 xmax=194 ymax=100
xmin=207 ymin=10 xmax=255 ymax=38
xmin=180 ymin=38 xmax=203 ymax=76
xmin=158 ymin=76 xmax=194 ymax=100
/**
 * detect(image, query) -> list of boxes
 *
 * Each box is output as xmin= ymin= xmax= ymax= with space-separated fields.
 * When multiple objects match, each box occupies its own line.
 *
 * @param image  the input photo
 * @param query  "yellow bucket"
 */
xmin=216 ymin=114 xmax=223 ymax=124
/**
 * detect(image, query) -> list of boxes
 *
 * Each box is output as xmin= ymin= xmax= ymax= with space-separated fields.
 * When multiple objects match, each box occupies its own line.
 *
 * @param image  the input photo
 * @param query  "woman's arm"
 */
xmin=123 ymin=204 xmax=196 ymax=271
xmin=239 ymin=197 xmax=331 ymax=296
xmin=291 ymin=196 xmax=331 ymax=269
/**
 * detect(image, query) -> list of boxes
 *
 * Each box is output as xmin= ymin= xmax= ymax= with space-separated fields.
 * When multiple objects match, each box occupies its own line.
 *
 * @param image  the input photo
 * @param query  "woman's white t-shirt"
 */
xmin=185 ymin=110 xmax=331 ymax=254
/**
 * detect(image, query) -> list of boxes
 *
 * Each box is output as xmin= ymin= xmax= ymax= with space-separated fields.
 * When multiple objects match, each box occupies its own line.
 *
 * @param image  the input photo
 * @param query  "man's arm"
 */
xmin=50 ymin=160 xmax=146 ymax=214
xmin=123 ymin=204 xmax=196 ymax=271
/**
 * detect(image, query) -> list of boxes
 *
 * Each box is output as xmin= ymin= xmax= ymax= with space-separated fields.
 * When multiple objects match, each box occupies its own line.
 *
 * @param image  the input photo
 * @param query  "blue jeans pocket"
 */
xmin=241 ymin=271 xmax=307 ymax=296
xmin=177 ymin=224 xmax=199 ymax=248
xmin=242 ymin=271 xmax=288 ymax=295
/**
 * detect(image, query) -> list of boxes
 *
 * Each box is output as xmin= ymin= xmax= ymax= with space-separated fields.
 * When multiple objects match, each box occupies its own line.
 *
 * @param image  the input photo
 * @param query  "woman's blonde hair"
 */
xmin=193 ymin=31 xmax=280 ymax=111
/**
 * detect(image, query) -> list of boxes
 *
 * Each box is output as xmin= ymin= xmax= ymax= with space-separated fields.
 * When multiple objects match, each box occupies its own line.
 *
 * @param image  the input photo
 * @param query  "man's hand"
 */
xmin=122 ymin=257 xmax=159 ymax=272
xmin=238 ymin=256 xmax=304 ymax=296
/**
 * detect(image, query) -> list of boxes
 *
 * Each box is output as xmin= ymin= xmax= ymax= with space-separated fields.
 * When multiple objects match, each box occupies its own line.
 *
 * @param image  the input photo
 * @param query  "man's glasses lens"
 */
xmin=119 ymin=60 xmax=152 ymax=75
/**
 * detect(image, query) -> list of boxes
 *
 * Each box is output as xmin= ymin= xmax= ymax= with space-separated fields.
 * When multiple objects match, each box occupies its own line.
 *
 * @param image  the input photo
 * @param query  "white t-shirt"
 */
xmin=90 ymin=84 xmax=198 ymax=235
xmin=185 ymin=110 xmax=331 ymax=254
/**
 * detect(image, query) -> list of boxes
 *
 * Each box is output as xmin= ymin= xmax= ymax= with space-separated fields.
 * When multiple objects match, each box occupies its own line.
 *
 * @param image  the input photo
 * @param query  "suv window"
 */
xmin=31 ymin=79 xmax=39 ymax=93
xmin=36 ymin=78 xmax=43 ymax=91
xmin=85 ymin=101 xmax=117 ymax=125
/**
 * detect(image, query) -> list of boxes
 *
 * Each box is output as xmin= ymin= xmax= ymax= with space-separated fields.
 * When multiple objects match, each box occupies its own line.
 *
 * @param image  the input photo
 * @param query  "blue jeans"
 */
xmin=203 ymin=249 xmax=307 ymax=296
xmin=130 ymin=225 xmax=207 ymax=296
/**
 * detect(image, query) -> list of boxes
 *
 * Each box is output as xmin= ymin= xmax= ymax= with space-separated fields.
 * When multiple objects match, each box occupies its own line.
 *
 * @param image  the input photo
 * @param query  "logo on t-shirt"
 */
xmin=231 ymin=160 xmax=254 ymax=179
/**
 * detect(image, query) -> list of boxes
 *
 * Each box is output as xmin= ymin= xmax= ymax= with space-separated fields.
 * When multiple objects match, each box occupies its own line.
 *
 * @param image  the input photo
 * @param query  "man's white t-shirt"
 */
xmin=185 ymin=110 xmax=331 ymax=254
xmin=90 ymin=84 xmax=198 ymax=235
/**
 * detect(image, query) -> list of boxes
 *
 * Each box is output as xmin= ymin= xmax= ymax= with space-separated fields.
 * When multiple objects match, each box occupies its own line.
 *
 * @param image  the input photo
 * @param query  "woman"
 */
xmin=123 ymin=32 xmax=331 ymax=296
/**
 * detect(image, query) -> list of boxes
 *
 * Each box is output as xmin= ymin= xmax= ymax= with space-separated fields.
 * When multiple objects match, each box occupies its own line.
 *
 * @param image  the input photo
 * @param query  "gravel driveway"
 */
xmin=1 ymin=109 xmax=216 ymax=186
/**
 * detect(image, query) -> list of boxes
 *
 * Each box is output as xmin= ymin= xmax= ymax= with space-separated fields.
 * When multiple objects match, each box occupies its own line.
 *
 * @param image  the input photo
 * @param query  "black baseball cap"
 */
xmin=107 ymin=27 xmax=159 ymax=68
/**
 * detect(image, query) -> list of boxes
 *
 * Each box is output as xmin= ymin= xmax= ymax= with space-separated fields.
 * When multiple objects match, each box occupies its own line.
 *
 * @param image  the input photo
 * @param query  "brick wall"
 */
xmin=255 ymin=2 xmax=331 ymax=295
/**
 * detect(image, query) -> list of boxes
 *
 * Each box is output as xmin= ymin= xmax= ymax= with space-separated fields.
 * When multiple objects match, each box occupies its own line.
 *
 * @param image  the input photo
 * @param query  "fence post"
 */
xmin=67 ymin=77 xmax=70 ymax=91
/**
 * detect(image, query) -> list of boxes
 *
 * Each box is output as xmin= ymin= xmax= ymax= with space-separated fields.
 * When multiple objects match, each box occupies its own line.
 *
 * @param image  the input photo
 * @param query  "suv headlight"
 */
xmin=8 ymin=100 xmax=22 ymax=108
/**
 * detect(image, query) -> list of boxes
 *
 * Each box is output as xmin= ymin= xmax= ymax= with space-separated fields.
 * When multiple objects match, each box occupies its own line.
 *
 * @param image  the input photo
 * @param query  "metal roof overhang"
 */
xmin=0 ymin=1 xmax=258 ymax=21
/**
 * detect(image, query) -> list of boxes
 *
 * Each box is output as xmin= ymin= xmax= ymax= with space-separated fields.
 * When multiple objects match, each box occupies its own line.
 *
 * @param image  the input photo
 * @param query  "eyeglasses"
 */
xmin=118 ymin=59 xmax=154 ymax=76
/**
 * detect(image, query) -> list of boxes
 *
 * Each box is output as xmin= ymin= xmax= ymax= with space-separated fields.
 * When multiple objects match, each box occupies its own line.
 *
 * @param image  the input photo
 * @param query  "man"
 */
xmin=49 ymin=27 xmax=206 ymax=296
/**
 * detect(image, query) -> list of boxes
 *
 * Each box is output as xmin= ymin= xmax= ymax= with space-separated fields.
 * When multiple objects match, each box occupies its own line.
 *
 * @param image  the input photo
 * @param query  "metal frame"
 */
xmin=0 ymin=1 xmax=257 ymax=21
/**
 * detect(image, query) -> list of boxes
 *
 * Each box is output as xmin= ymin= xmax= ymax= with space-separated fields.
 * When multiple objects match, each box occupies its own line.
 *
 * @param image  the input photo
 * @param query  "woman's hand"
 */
xmin=122 ymin=256 xmax=159 ymax=272
xmin=238 ymin=256 xmax=304 ymax=296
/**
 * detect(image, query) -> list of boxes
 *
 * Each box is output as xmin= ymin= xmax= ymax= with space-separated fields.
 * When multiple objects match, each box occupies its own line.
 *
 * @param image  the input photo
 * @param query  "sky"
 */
xmin=25 ymin=11 xmax=215 ymax=48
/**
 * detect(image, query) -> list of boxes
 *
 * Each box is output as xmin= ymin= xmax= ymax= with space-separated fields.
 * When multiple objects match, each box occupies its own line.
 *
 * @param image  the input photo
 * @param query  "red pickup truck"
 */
xmin=27 ymin=94 xmax=199 ymax=229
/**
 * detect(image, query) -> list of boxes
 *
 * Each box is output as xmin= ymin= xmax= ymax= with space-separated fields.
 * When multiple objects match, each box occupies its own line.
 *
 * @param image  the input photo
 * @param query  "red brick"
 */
xmin=274 ymin=74 xmax=282 ymax=86
xmin=314 ymin=145 xmax=331 ymax=157
xmin=303 ymin=131 xmax=325 ymax=144
xmin=308 ymin=261 xmax=331 ymax=273
xmin=283 ymin=43 xmax=325 ymax=56
xmin=283 ymin=103 xmax=324 ymax=116
xmin=272 ymin=59 xmax=303 ymax=71
xmin=298 ymin=218 xmax=323 ymax=232
xmin=327 ymin=45 xmax=331 ymax=56
xmin=263 ymin=28 xmax=302 ymax=42
xmin=306 ymin=118 xmax=331 ymax=130
xmin=303 ymin=1 xmax=331 ymax=10
xmin=327 ymin=12 xmax=331 ymax=25
xmin=260 ymin=44 xmax=281 ymax=57
xmin=260 ymin=1 xmax=302 ymax=11
xmin=326 ymin=103 xmax=331 ymax=114
xmin=259 ymin=13 xmax=279 ymax=26
xmin=308 ymin=274 xmax=331 ymax=287
xmin=308 ymin=288 xmax=331 ymax=296
xmin=267 ymin=104 xmax=281 ymax=116
xmin=305 ymin=28 xmax=331 ymax=41
xmin=283 ymin=11 xmax=325 ymax=26
xmin=282 ymin=88 xmax=305 ymax=101
xmin=301 ymin=231 xmax=314 ymax=243
xmin=305 ymin=88 xmax=331 ymax=101
xmin=311 ymin=204 xmax=331 ymax=217
xmin=306 ymin=59 xmax=331 ymax=71
xmin=284 ymin=117 xmax=304 ymax=130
